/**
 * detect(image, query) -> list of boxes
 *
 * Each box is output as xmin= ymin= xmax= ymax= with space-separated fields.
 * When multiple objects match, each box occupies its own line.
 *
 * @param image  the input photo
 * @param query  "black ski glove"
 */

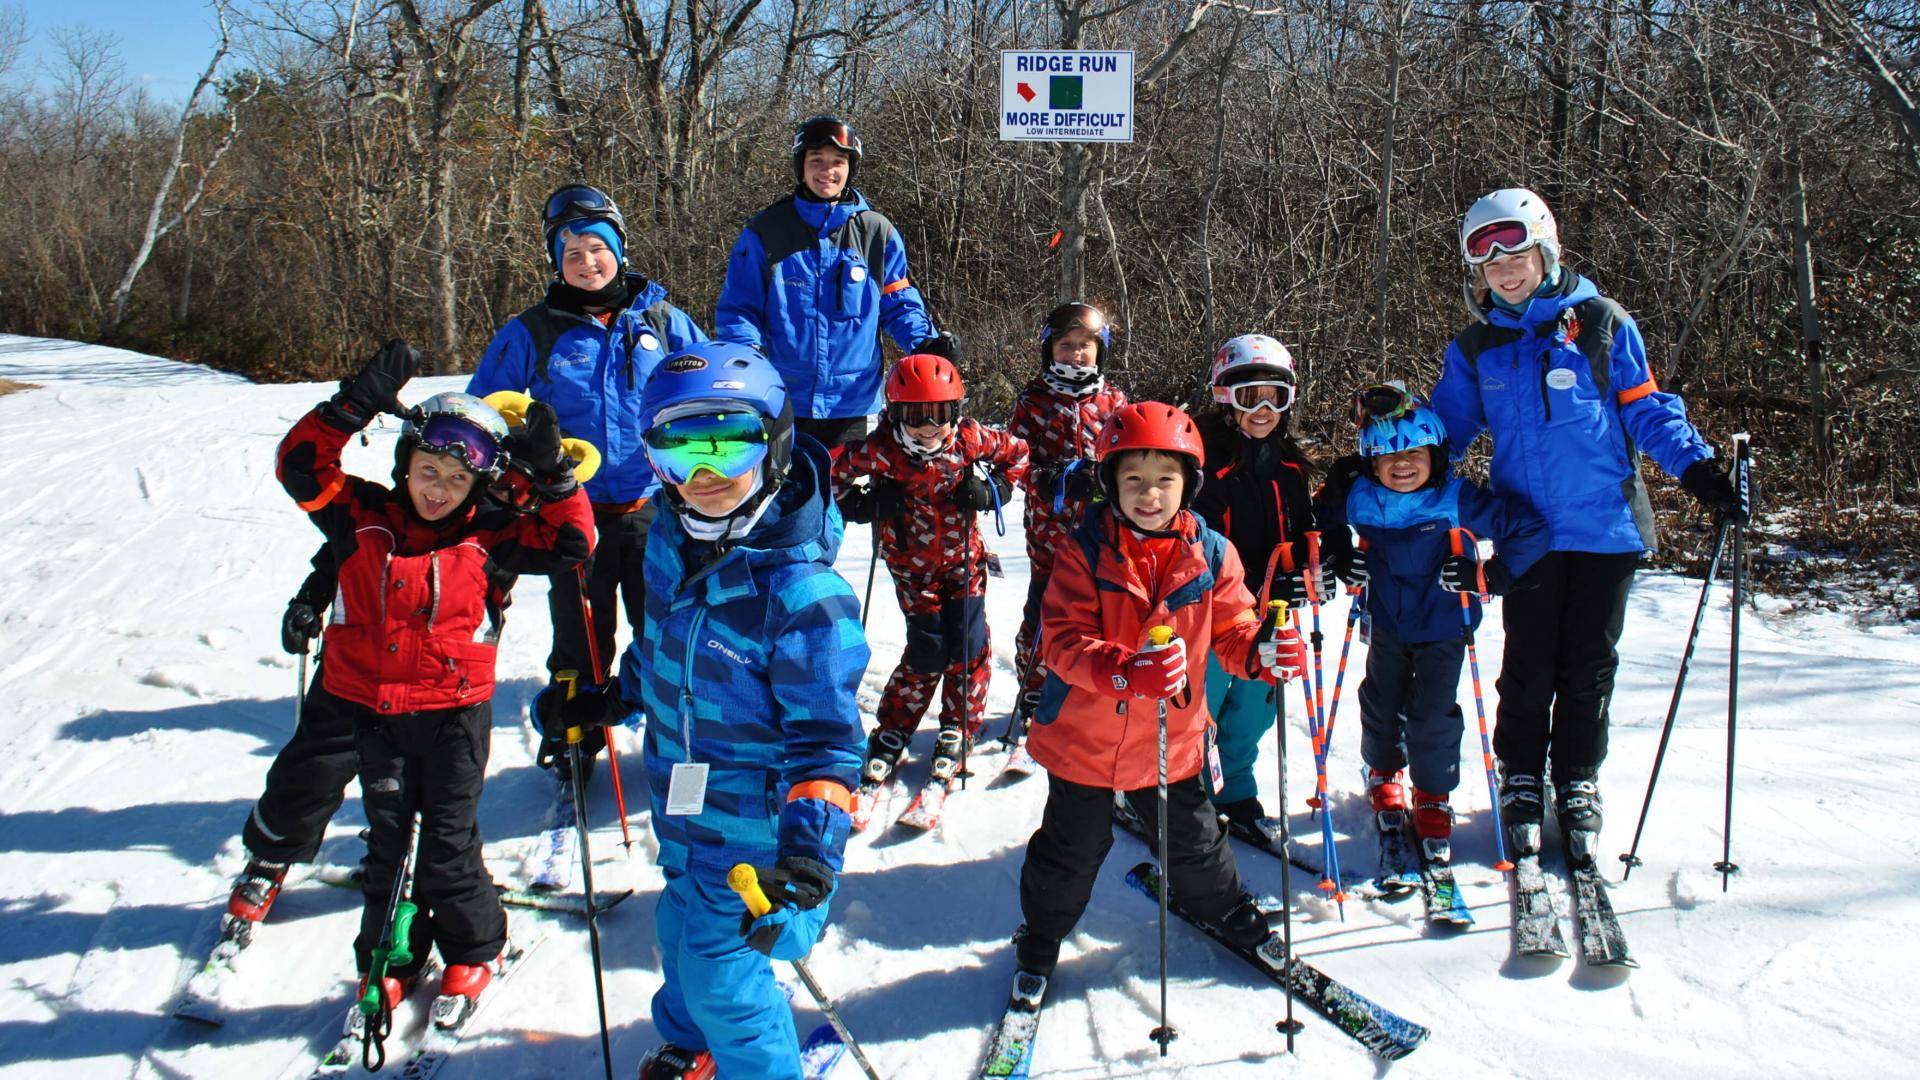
xmin=760 ymin=856 xmax=836 ymax=912
xmin=1317 ymin=453 xmax=1367 ymax=507
xmin=1439 ymin=554 xmax=1514 ymax=596
xmin=839 ymin=480 xmax=905 ymax=524
xmin=505 ymin=401 xmax=577 ymax=502
xmin=913 ymin=333 xmax=961 ymax=363
xmin=953 ymin=467 xmax=1012 ymax=513
xmin=1058 ymin=459 xmax=1098 ymax=502
xmin=330 ymin=339 xmax=417 ymax=430
xmin=1680 ymin=458 xmax=1747 ymax=524
xmin=281 ymin=600 xmax=324 ymax=655
xmin=1326 ymin=545 xmax=1370 ymax=589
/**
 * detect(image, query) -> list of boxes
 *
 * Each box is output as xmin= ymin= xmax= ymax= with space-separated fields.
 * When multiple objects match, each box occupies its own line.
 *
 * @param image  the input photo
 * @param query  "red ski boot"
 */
xmin=226 ymin=858 xmax=290 ymax=923
xmin=640 ymin=1043 xmax=717 ymax=1079
xmin=1366 ymin=769 xmax=1408 ymax=814
xmin=1412 ymin=789 xmax=1454 ymax=840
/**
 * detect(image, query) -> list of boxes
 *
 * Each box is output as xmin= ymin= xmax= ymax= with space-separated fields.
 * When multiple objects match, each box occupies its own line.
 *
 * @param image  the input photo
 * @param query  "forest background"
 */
xmin=0 ymin=0 xmax=1914 ymax=605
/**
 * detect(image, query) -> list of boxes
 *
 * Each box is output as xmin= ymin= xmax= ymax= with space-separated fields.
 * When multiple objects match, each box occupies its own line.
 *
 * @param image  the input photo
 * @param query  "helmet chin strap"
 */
xmin=678 ymin=466 xmax=776 ymax=542
xmin=895 ymin=422 xmax=952 ymax=460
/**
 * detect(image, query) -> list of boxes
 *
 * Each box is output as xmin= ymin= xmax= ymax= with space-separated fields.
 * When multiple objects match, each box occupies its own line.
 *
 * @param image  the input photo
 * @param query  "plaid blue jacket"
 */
xmin=614 ymin=436 xmax=868 ymax=875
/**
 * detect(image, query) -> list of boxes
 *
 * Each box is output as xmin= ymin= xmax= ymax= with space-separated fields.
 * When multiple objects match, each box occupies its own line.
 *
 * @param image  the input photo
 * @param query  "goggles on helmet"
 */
xmin=1462 ymin=219 xmax=1536 ymax=265
xmin=1042 ymin=303 xmax=1110 ymax=343
xmin=544 ymin=184 xmax=615 ymax=227
xmin=794 ymin=118 xmax=859 ymax=155
xmin=416 ymin=414 xmax=502 ymax=474
xmin=891 ymin=400 xmax=959 ymax=428
xmin=1216 ymin=380 xmax=1295 ymax=415
xmin=1350 ymin=382 xmax=1419 ymax=427
xmin=644 ymin=410 xmax=770 ymax=486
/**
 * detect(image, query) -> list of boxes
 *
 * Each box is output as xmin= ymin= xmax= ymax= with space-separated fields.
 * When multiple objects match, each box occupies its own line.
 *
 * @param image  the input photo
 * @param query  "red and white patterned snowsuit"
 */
xmin=833 ymin=419 xmax=1029 ymax=736
xmin=1005 ymin=378 xmax=1130 ymax=711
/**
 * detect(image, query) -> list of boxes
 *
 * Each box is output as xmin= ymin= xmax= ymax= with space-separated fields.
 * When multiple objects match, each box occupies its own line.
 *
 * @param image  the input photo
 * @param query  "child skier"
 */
xmin=1431 ymin=187 xmax=1738 ymax=846
xmin=834 ymin=353 xmax=1028 ymax=810
xmin=567 ymin=342 xmax=867 ymax=1080
xmin=1191 ymin=334 xmax=1321 ymax=830
xmin=274 ymin=341 xmax=592 ymax=1038
xmin=1011 ymin=402 xmax=1305 ymax=990
xmin=1315 ymin=387 xmax=1547 ymax=853
xmin=1005 ymin=302 xmax=1130 ymax=739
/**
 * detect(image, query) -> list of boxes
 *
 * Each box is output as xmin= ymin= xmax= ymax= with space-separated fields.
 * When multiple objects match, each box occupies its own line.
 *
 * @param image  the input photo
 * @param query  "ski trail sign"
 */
xmin=999 ymin=51 xmax=1134 ymax=143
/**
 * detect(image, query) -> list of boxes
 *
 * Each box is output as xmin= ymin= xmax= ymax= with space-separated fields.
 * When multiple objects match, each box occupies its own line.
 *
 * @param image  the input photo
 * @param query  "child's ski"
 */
xmin=1112 ymin=796 xmax=1376 ymax=894
xmin=1560 ymin=829 xmax=1636 ymax=968
xmin=1507 ymin=824 xmax=1570 ymax=959
xmin=1372 ymin=809 xmax=1423 ymax=895
xmin=288 ymin=957 xmax=443 ymax=1079
xmin=1124 ymin=862 xmax=1428 ymax=1061
xmin=170 ymin=912 xmax=254 ymax=1026
xmin=992 ymin=738 xmax=1039 ymax=784
xmin=1414 ymin=837 xmax=1474 ymax=929
xmin=310 ymin=863 xmax=632 ymax=919
xmin=894 ymin=777 xmax=951 ymax=832
xmin=528 ymin=772 xmax=579 ymax=892
xmin=801 ymin=1021 xmax=850 ymax=1080
xmin=977 ymin=968 xmax=1048 ymax=1078
xmin=849 ymin=778 xmax=900 ymax=834
xmin=395 ymin=928 xmax=546 ymax=1079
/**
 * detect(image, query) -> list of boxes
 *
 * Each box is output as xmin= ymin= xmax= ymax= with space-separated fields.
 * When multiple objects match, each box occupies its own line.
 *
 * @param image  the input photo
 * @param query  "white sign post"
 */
xmin=998 ymin=50 xmax=1135 ymax=143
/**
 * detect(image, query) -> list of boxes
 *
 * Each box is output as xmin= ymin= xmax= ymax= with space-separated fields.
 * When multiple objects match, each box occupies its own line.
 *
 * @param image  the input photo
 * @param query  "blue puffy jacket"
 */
xmin=1319 ymin=473 xmax=1548 ymax=645
xmin=713 ymin=190 xmax=935 ymax=420
xmin=614 ymin=436 xmax=869 ymax=877
xmin=467 ymin=275 xmax=708 ymax=503
xmin=1430 ymin=272 xmax=1713 ymax=554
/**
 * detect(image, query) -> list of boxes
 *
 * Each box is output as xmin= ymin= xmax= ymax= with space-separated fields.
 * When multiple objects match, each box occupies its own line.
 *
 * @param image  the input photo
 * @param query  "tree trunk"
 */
xmin=1788 ymin=147 xmax=1831 ymax=473
xmin=427 ymin=155 xmax=460 ymax=374
xmin=1056 ymin=142 xmax=1092 ymax=301
xmin=1374 ymin=1 xmax=1406 ymax=374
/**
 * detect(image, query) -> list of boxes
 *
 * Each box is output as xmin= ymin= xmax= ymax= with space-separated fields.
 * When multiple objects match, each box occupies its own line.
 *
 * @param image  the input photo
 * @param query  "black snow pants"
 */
xmin=1492 ymin=550 xmax=1639 ymax=777
xmin=240 ymin=662 xmax=360 ymax=865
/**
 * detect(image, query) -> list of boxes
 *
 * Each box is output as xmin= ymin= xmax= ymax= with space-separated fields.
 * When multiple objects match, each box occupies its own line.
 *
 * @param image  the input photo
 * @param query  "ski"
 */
xmin=1112 ymin=797 xmax=1373 ymax=894
xmin=801 ymin=1021 xmax=849 ymax=1080
xmin=395 ymin=928 xmax=546 ymax=1079
xmin=849 ymin=778 xmax=899 ymax=834
xmin=977 ymin=968 xmax=1048 ymax=1078
xmin=529 ymin=772 xmax=580 ymax=892
xmin=1560 ymin=828 xmax=1636 ymax=968
xmin=894 ymin=777 xmax=951 ymax=832
xmin=1124 ymin=862 xmax=1428 ymax=1060
xmin=291 ymin=956 xmax=444 ymax=1079
xmin=1414 ymin=837 xmax=1474 ymax=929
xmin=993 ymin=738 xmax=1039 ymax=784
xmin=1507 ymin=824 xmax=1570 ymax=959
xmin=310 ymin=863 xmax=632 ymax=919
xmin=1372 ymin=810 xmax=1423 ymax=896
xmin=170 ymin=913 xmax=255 ymax=1026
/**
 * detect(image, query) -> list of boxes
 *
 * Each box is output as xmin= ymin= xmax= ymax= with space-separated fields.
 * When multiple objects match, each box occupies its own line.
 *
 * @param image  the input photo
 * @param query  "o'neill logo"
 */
xmin=706 ymin=638 xmax=749 ymax=665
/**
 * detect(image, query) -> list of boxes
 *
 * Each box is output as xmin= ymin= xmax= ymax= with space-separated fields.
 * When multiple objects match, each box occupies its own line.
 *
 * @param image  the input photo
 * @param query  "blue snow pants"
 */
xmin=652 ymin=866 xmax=803 ymax=1079
xmin=1355 ymin=622 xmax=1466 ymax=794
xmin=1203 ymin=653 xmax=1276 ymax=806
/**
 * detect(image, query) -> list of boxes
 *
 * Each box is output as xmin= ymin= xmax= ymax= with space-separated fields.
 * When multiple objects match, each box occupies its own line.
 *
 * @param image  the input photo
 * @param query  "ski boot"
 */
xmin=1553 ymin=766 xmax=1604 ymax=867
xmin=1216 ymin=892 xmax=1274 ymax=953
xmin=928 ymin=725 xmax=968 ymax=784
xmin=1498 ymin=767 xmax=1545 ymax=856
xmin=1213 ymin=796 xmax=1266 ymax=834
xmin=226 ymin=856 xmax=290 ymax=923
xmin=1011 ymin=923 xmax=1061 ymax=980
xmin=431 ymin=951 xmax=506 ymax=1029
xmin=341 ymin=969 xmax=418 ymax=1043
xmin=1366 ymin=769 xmax=1408 ymax=814
xmin=640 ymin=1043 xmax=717 ymax=1079
xmin=1412 ymin=788 xmax=1453 ymax=861
xmin=861 ymin=728 xmax=909 ymax=785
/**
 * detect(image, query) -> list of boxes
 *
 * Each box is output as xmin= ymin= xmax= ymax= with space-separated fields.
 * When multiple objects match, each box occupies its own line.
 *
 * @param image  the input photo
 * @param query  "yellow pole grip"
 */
xmin=728 ymin=863 xmax=774 ymax=919
xmin=1146 ymin=625 xmax=1174 ymax=648
xmin=556 ymin=669 xmax=583 ymax=745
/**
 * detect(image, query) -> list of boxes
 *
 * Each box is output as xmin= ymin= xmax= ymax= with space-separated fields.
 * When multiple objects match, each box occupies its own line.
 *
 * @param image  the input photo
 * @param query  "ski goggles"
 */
xmin=1041 ymin=303 xmax=1111 ymax=345
xmin=1350 ymin=382 xmax=1419 ymax=426
xmin=1215 ymin=380 xmax=1295 ymax=415
xmin=415 ymin=414 xmax=502 ymax=474
xmin=544 ymin=184 xmax=615 ymax=226
xmin=1462 ymin=219 xmax=1537 ymax=265
xmin=890 ymin=400 xmax=960 ymax=428
xmin=794 ymin=118 xmax=861 ymax=156
xmin=644 ymin=410 xmax=769 ymax=485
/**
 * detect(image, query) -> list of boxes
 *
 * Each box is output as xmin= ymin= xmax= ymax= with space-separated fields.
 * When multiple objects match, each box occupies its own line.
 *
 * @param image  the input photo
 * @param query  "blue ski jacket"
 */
xmin=614 ymin=436 xmax=868 ymax=877
xmin=1430 ymin=271 xmax=1713 ymax=554
xmin=467 ymin=276 xmax=708 ymax=504
xmin=713 ymin=190 xmax=934 ymax=420
xmin=1319 ymin=473 xmax=1548 ymax=645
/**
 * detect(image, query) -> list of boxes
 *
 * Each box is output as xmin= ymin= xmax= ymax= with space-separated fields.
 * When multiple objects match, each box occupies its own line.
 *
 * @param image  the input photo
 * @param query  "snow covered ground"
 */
xmin=0 ymin=332 xmax=1915 ymax=1079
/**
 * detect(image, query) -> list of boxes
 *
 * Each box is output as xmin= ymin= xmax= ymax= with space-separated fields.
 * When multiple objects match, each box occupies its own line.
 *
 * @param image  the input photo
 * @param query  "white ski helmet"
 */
xmin=1210 ymin=334 xmax=1296 ymax=410
xmin=1460 ymin=187 xmax=1560 ymax=280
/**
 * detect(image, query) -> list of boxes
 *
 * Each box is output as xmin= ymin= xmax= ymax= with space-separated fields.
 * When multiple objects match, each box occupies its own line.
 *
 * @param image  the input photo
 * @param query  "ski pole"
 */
xmin=1449 ymin=529 xmax=1513 ymax=874
xmin=1144 ymin=624 xmax=1179 ymax=1056
xmin=572 ymin=566 xmax=633 ymax=854
xmin=728 ymin=864 xmax=883 ymax=1080
xmin=564 ymin=720 xmax=616 ymax=1080
xmin=1715 ymin=433 xmax=1751 ymax=891
xmin=1280 ymin=547 xmax=1345 ymax=915
xmin=1319 ymin=540 xmax=1365 ymax=752
xmin=359 ymin=813 xmax=423 ymax=1072
xmin=958 ymin=506 xmax=977 ymax=791
xmin=1619 ymin=515 xmax=1732 ymax=880
xmin=1303 ymin=531 xmax=1329 ymax=751
xmin=1259 ymin=600 xmax=1302 ymax=1051
xmin=860 ymin=529 xmax=881 ymax=630
xmin=295 ymin=648 xmax=307 ymax=721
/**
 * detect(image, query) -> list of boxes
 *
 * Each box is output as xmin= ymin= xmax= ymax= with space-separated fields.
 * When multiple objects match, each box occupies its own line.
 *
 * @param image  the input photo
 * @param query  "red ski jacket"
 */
xmin=832 ymin=418 xmax=1028 ymax=584
xmin=277 ymin=405 xmax=593 ymax=714
xmin=1006 ymin=378 xmax=1128 ymax=547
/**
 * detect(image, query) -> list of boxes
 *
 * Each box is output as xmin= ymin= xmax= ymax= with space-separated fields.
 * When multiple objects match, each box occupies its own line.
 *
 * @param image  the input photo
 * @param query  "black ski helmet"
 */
xmin=1038 ymin=301 xmax=1112 ymax=370
xmin=792 ymin=116 xmax=863 ymax=188
xmin=541 ymin=183 xmax=627 ymax=272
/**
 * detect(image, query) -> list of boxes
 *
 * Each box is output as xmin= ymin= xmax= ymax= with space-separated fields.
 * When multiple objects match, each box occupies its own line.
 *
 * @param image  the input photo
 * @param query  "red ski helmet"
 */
xmin=1095 ymin=401 xmax=1205 ymax=510
xmin=885 ymin=353 xmax=965 ymax=404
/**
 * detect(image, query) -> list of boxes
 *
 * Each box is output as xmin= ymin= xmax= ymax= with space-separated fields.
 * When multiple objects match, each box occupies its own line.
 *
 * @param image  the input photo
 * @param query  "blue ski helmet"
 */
xmin=1358 ymin=402 xmax=1448 ymax=459
xmin=642 ymin=341 xmax=796 ymax=487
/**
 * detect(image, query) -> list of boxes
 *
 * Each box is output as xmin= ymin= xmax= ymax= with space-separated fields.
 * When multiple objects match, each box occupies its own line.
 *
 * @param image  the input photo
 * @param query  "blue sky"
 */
xmin=12 ymin=1 xmax=230 ymax=101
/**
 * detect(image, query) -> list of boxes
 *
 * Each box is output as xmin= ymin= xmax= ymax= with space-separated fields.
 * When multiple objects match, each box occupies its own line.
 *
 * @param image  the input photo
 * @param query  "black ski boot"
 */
xmin=861 ymin=728 xmax=909 ymax=785
xmin=1215 ymin=892 xmax=1273 ymax=953
xmin=1553 ymin=766 xmax=1604 ymax=833
xmin=928 ymin=724 xmax=968 ymax=784
xmin=1012 ymin=923 xmax=1061 ymax=979
xmin=1499 ymin=767 xmax=1546 ymax=856
xmin=1213 ymin=796 xmax=1266 ymax=834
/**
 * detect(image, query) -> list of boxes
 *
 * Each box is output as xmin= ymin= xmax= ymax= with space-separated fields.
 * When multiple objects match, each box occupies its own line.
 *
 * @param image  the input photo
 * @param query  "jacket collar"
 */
xmin=791 ymin=189 xmax=869 ymax=236
xmin=658 ymin=434 xmax=840 ymax=607
xmin=1483 ymin=270 xmax=1597 ymax=331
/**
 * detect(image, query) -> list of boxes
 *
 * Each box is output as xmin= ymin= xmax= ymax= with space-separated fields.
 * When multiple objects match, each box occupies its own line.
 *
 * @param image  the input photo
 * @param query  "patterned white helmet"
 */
xmin=1460 ymin=187 xmax=1560 ymax=280
xmin=1210 ymin=334 xmax=1296 ymax=414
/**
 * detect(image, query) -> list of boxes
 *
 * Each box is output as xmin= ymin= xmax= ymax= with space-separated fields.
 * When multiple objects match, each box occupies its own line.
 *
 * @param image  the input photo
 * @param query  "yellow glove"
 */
xmin=563 ymin=438 xmax=602 ymax=484
xmin=482 ymin=390 xmax=535 ymax=429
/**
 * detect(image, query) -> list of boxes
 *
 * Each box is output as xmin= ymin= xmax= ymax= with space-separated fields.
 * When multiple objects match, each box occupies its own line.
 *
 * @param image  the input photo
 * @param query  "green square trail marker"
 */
xmin=1049 ymin=75 xmax=1083 ymax=110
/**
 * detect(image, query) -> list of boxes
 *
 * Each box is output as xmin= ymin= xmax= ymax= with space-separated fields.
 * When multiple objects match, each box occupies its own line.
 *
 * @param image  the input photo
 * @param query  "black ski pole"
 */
xmin=1260 ymin=600 xmax=1302 ymax=1051
xmin=564 ymin=713 xmax=616 ymax=1080
xmin=860 ymin=531 xmax=881 ymax=630
xmin=1714 ymin=433 xmax=1751 ymax=891
xmin=1144 ymin=625 xmax=1179 ymax=1055
xmin=1619 ymin=515 xmax=1732 ymax=880
xmin=728 ymin=864 xmax=884 ymax=1080
xmin=360 ymin=813 xmax=422 ymax=1072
